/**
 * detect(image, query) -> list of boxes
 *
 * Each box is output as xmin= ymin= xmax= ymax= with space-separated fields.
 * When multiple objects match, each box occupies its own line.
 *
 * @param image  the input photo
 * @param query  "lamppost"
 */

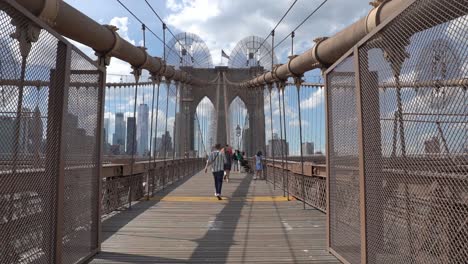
xmin=235 ymin=124 xmax=241 ymax=150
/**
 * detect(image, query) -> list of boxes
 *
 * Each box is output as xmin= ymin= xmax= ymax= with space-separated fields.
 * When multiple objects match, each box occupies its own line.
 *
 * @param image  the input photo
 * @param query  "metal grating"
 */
xmin=0 ymin=2 xmax=103 ymax=263
xmin=61 ymin=50 xmax=102 ymax=264
xmin=357 ymin=0 xmax=468 ymax=263
xmin=326 ymin=55 xmax=361 ymax=264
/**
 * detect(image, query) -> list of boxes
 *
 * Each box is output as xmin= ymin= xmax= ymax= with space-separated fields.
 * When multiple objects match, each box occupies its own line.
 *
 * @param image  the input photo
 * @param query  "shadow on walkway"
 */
xmin=100 ymin=171 xmax=198 ymax=242
xmin=189 ymin=173 xmax=252 ymax=263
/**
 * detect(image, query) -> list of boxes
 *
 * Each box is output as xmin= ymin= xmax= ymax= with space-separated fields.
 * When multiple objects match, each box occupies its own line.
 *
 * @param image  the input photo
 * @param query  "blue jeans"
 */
xmin=213 ymin=171 xmax=224 ymax=195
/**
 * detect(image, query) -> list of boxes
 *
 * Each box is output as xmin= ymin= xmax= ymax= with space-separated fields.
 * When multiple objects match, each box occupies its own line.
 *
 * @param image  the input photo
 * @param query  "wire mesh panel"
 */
xmin=0 ymin=2 xmax=103 ymax=263
xmin=61 ymin=50 xmax=102 ymax=264
xmin=326 ymin=55 xmax=361 ymax=264
xmin=357 ymin=0 xmax=468 ymax=263
xmin=0 ymin=3 xmax=59 ymax=263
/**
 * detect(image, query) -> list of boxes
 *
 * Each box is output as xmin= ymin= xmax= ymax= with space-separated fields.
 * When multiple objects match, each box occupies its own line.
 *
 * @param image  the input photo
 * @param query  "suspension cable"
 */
xmin=115 ymin=0 xmax=182 ymax=61
xmin=275 ymin=0 xmax=328 ymax=49
xmin=258 ymin=0 xmax=328 ymax=62
xmin=144 ymin=0 xmax=203 ymax=67
xmin=255 ymin=0 xmax=299 ymax=54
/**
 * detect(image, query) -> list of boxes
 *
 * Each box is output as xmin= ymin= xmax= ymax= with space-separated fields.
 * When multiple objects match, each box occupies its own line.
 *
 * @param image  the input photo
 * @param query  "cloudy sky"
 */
xmin=61 ymin=0 xmax=374 ymax=154
xmin=66 ymin=0 xmax=371 ymax=79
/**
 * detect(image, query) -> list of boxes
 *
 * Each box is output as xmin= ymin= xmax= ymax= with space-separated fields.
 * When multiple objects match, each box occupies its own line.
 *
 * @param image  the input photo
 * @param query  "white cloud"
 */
xmin=166 ymin=0 xmax=184 ymax=12
xmin=109 ymin=17 xmax=135 ymax=45
xmin=289 ymin=119 xmax=309 ymax=127
xmin=164 ymin=0 xmax=370 ymax=70
xmin=301 ymin=88 xmax=324 ymax=109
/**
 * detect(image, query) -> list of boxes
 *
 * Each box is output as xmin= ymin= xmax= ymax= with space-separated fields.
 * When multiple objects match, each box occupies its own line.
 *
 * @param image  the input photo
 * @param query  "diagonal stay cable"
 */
xmin=144 ymin=0 xmax=205 ymax=67
xmin=258 ymin=0 xmax=329 ymax=63
xmin=115 ymin=0 xmax=182 ymax=61
xmin=255 ymin=0 xmax=299 ymax=54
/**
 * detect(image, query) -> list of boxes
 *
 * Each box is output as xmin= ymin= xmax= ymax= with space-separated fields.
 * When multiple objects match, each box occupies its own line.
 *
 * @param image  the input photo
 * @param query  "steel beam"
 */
xmin=14 ymin=0 xmax=201 ymax=85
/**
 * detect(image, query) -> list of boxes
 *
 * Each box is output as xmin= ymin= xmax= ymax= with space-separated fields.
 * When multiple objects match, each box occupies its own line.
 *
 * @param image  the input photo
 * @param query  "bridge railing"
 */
xmin=262 ymin=158 xmax=327 ymax=212
xmin=101 ymin=158 xmax=205 ymax=215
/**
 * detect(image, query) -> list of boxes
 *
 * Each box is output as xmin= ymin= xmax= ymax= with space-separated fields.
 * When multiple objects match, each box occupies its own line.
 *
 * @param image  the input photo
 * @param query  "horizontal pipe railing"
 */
xmin=101 ymin=158 xmax=205 ymax=214
xmin=248 ymin=158 xmax=327 ymax=212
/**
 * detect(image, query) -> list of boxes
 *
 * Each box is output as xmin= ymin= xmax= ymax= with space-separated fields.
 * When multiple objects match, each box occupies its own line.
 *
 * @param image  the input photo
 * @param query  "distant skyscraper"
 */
xmin=160 ymin=131 xmax=173 ymax=154
xmin=104 ymin=117 xmax=110 ymax=145
xmin=126 ymin=117 xmax=136 ymax=155
xmin=424 ymin=137 xmax=440 ymax=154
xmin=30 ymin=106 xmax=43 ymax=158
xmin=0 ymin=117 xmax=15 ymax=154
xmin=302 ymin=142 xmax=314 ymax=156
xmin=153 ymin=137 xmax=162 ymax=157
xmin=113 ymin=113 xmax=125 ymax=148
xmin=137 ymin=104 xmax=149 ymax=155
xmin=266 ymin=134 xmax=289 ymax=157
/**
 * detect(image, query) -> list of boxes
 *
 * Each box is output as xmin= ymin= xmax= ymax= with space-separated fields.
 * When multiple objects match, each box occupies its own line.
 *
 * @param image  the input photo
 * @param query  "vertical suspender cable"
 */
xmin=152 ymin=79 xmax=161 ymax=193
xmin=142 ymin=24 xmax=146 ymax=48
xmin=163 ymin=81 xmax=169 ymax=188
xmin=129 ymin=78 xmax=139 ymax=209
xmin=291 ymin=31 xmax=295 ymax=56
xmin=295 ymin=81 xmax=305 ymax=210
xmin=162 ymin=23 xmax=169 ymax=189
xmin=281 ymin=87 xmax=290 ymax=200
xmin=147 ymin=79 xmax=157 ymax=199
xmin=268 ymin=87 xmax=275 ymax=186
xmin=277 ymin=84 xmax=285 ymax=197
xmin=270 ymin=29 xmax=275 ymax=184
xmin=172 ymin=83 xmax=179 ymax=182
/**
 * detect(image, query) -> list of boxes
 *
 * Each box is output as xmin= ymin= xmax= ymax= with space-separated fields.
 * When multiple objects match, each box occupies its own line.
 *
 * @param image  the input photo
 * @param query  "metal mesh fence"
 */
xmin=326 ymin=55 xmax=361 ymax=264
xmin=325 ymin=0 xmax=468 ymax=263
xmin=0 ymin=3 xmax=59 ymax=262
xmin=0 ymin=2 xmax=103 ymax=263
xmin=61 ymin=50 xmax=102 ymax=264
xmin=357 ymin=0 xmax=468 ymax=263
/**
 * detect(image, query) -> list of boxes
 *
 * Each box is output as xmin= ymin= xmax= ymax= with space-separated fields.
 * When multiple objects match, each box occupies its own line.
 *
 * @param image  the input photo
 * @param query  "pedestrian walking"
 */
xmin=254 ymin=151 xmax=263 ymax=180
xmin=205 ymin=144 xmax=227 ymax=200
xmin=232 ymin=150 xmax=240 ymax=172
xmin=223 ymin=145 xmax=233 ymax=182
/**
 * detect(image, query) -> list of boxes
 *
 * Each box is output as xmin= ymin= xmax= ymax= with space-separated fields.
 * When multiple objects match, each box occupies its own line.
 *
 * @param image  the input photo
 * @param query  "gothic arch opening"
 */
xmin=228 ymin=96 xmax=248 ymax=151
xmin=194 ymin=96 xmax=216 ymax=156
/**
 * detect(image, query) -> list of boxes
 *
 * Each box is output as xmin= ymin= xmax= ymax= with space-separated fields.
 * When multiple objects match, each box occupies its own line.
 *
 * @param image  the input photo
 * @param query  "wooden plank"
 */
xmin=89 ymin=170 xmax=340 ymax=263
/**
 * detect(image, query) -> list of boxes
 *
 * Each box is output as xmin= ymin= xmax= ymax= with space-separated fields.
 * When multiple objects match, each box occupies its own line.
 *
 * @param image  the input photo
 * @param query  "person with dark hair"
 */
xmin=239 ymin=151 xmax=250 ymax=173
xmin=254 ymin=151 xmax=263 ymax=180
xmin=205 ymin=143 xmax=227 ymax=200
xmin=223 ymin=144 xmax=233 ymax=182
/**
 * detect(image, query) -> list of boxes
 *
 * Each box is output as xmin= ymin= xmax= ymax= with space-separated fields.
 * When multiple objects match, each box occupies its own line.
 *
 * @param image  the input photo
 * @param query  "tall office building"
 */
xmin=159 ymin=131 xmax=173 ymax=154
xmin=137 ymin=104 xmax=149 ymax=155
xmin=302 ymin=142 xmax=314 ymax=156
xmin=104 ymin=117 xmax=110 ymax=145
xmin=126 ymin=117 xmax=136 ymax=155
xmin=153 ymin=137 xmax=162 ymax=157
xmin=113 ymin=113 xmax=125 ymax=151
xmin=266 ymin=133 xmax=289 ymax=157
xmin=424 ymin=136 xmax=440 ymax=154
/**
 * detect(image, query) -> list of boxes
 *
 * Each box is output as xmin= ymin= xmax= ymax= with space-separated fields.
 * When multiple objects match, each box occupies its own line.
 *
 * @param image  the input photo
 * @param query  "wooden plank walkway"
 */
xmin=90 ymin=170 xmax=340 ymax=263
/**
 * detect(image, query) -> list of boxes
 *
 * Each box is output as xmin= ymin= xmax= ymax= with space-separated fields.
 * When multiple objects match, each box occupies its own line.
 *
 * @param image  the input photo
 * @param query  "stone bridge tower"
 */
xmin=175 ymin=66 xmax=265 ymax=156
